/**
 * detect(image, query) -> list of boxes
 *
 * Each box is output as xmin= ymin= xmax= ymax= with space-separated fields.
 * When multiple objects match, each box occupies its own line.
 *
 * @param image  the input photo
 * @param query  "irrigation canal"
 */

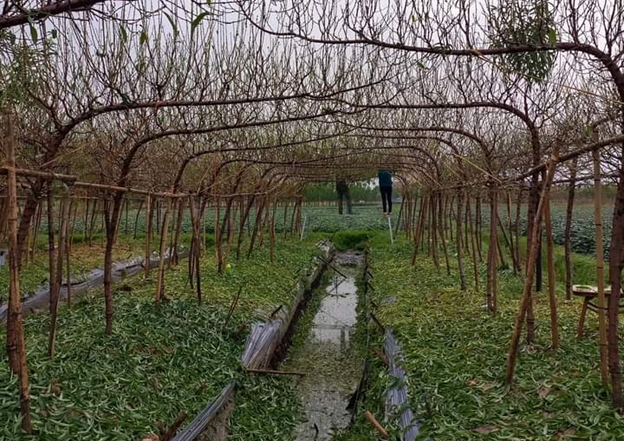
xmin=284 ymin=251 xmax=365 ymax=440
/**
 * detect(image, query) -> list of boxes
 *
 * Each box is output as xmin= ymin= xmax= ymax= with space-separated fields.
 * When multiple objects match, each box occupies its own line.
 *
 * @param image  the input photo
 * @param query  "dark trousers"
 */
xmin=380 ymin=186 xmax=392 ymax=213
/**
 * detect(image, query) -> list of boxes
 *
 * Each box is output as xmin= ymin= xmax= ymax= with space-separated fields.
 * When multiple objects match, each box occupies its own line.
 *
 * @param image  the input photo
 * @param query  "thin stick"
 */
xmin=222 ymin=287 xmax=243 ymax=332
xmin=593 ymin=148 xmax=609 ymax=386
xmin=372 ymin=347 xmax=389 ymax=367
xmin=246 ymin=368 xmax=306 ymax=376
xmin=364 ymin=410 xmax=389 ymax=439
xmin=370 ymin=312 xmax=386 ymax=333
xmin=160 ymin=411 xmax=188 ymax=441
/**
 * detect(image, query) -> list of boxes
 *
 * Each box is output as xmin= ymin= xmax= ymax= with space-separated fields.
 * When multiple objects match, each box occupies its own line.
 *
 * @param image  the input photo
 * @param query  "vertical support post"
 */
xmin=65 ymin=199 xmax=74 ymax=307
xmin=505 ymin=143 xmax=559 ymax=385
xmin=3 ymin=109 xmax=32 ymax=432
xmin=544 ymin=193 xmax=559 ymax=349
xmin=300 ymin=214 xmax=307 ymax=241
xmin=144 ymin=194 xmax=153 ymax=277
xmin=155 ymin=196 xmax=172 ymax=305
xmin=593 ymin=148 xmax=609 ymax=386
xmin=48 ymin=186 xmax=70 ymax=357
xmin=456 ymin=190 xmax=467 ymax=291
xmin=564 ymin=161 xmax=577 ymax=300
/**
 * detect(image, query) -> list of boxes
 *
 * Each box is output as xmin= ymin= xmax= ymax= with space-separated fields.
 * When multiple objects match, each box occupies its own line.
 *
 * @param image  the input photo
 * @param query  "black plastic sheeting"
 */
xmin=171 ymin=381 xmax=236 ymax=441
xmin=0 ymin=249 xmax=188 ymax=322
xmin=174 ymin=242 xmax=333 ymax=440
xmin=241 ymin=241 xmax=333 ymax=370
xmin=385 ymin=328 xmax=420 ymax=441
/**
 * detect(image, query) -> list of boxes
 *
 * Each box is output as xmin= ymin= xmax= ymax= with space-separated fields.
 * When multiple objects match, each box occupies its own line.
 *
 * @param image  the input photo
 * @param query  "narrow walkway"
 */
xmin=287 ymin=251 xmax=364 ymax=440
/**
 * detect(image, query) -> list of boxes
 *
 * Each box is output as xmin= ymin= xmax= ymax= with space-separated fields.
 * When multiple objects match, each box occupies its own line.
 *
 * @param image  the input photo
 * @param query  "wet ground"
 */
xmin=286 ymin=251 xmax=365 ymax=441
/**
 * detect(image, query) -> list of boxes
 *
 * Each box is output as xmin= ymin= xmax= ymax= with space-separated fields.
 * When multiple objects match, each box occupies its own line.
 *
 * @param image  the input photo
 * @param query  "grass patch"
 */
xmin=0 ymin=239 xmax=320 ymax=440
xmin=369 ymin=238 xmax=623 ymax=440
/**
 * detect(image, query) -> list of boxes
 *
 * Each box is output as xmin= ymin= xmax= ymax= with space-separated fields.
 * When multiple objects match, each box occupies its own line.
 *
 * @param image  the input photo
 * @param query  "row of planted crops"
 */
xmin=1 ymin=197 xmax=618 ymax=439
xmin=1 ymin=235 xmax=322 ymax=439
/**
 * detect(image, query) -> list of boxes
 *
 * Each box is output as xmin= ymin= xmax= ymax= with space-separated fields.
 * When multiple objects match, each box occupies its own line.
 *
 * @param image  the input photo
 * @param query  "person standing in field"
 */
xmin=336 ymin=180 xmax=352 ymax=215
xmin=378 ymin=169 xmax=393 ymax=215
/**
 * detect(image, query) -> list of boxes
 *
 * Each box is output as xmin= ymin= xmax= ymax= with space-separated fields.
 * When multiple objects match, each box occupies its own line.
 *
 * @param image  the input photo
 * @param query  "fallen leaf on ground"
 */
xmin=555 ymin=428 xmax=577 ymax=439
xmin=474 ymin=425 xmax=499 ymax=434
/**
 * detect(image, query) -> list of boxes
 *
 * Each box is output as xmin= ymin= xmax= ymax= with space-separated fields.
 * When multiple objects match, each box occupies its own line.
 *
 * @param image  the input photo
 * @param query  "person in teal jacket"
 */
xmin=378 ymin=169 xmax=393 ymax=215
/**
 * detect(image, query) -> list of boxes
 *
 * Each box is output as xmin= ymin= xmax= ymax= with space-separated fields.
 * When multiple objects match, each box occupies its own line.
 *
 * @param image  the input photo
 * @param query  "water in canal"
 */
xmin=285 ymin=251 xmax=365 ymax=441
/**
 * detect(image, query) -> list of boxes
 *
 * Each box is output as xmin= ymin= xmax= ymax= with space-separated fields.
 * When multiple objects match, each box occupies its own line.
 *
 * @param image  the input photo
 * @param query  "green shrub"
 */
xmin=333 ymin=230 xmax=373 ymax=251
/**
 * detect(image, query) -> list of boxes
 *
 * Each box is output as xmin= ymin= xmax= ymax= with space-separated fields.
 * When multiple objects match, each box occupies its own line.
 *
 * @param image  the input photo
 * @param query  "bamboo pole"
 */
xmin=430 ymin=194 xmax=439 ymax=268
xmin=133 ymin=198 xmax=144 ymax=240
xmin=282 ymin=200 xmax=289 ymax=239
xmin=456 ymin=190 xmax=467 ymax=291
xmin=411 ymin=196 xmax=426 ymax=265
xmin=505 ymin=144 xmax=560 ymax=385
xmin=188 ymin=195 xmax=203 ymax=305
xmin=514 ymin=190 xmax=522 ymax=272
xmin=0 ymin=167 xmax=188 ymax=198
xmin=171 ymin=197 xmax=185 ymax=266
xmin=592 ymin=149 xmax=609 ymax=386
xmin=506 ymin=192 xmax=519 ymax=274
xmin=87 ymin=198 xmax=98 ymax=246
xmin=476 ymin=195 xmax=483 ymax=262
xmin=3 ymin=109 xmax=33 ymax=432
xmin=47 ymin=185 xmax=58 ymax=317
xmin=29 ymin=202 xmax=42 ymax=263
xmin=82 ymin=198 xmax=90 ymax=244
xmin=270 ymin=200 xmax=277 ymax=263
xmin=48 ymin=187 xmax=70 ymax=358
xmin=65 ymin=200 xmax=74 ymax=307
xmin=466 ymin=193 xmax=479 ymax=292
xmin=438 ymin=193 xmax=451 ymax=275
xmin=155 ymin=196 xmax=173 ymax=305
xmin=214 ymin=197 xmax=223 ymax=272
xmin=564 ymin=160 xmax=578 ymax=300
xmin=144 ymin=194 xmax=153 ymax=277
xmin=543 ymin=194 xmax=559 ymax=350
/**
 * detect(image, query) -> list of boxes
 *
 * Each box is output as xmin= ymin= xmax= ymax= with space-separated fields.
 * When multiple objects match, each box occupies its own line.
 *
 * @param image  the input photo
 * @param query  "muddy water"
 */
xmin=287 ymin=251 xmax=364 ymax=441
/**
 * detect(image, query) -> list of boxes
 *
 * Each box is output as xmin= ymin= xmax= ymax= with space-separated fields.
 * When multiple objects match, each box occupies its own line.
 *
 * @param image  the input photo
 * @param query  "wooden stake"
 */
xmin=47 ymin=185 xmax=57 ymax=316
xmin=505 ymin=143 xmax=560 ymax=385
xmin=144 ymin=194 xmax=153 ymax=277
xmin=3 ymin=109 xmax=33 ymax=432
xmin=456 ymin=191 xmax=467 ymax=291
xmin=48 ymin=188 xmax=70 ymax=358
xmin=65 ymin=201 xmax=73 ymax=307
xmin=593 ymin=148 xmax=609 ymax=386
xmin=438 ymin=193 xmax=451 ymax=275
xmin=466 ymin=193 xmax=479 ymax=292
xmin=188 ymin=195 xmax=203 ymax=305
xmin=564 ymin=160 xmax=577 ymax=300
xmin=133 ymin=198 xmax=144 ymax=240
xmin=544 ymin=194 xmax=559 ymax=350
xmin=155 ymin=196 xmax=172 ymax=305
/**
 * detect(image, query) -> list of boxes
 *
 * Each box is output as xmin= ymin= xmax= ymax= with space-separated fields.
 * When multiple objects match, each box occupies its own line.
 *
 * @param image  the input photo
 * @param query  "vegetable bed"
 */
xmin=0 ymin=239 xmax=319 ymax=440
xmin=368 ymin=237 xmax=624 ymax=440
